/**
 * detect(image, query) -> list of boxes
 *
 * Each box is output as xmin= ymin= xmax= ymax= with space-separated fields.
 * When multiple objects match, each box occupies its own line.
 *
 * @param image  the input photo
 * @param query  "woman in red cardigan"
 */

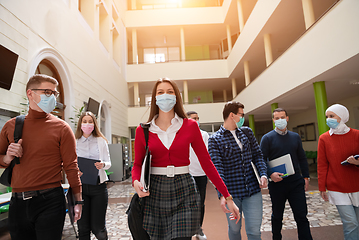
xmin=132 ymin=78 xmax=239 ymax=240
xmin=317 ymin=104 xmax=359 ymax=240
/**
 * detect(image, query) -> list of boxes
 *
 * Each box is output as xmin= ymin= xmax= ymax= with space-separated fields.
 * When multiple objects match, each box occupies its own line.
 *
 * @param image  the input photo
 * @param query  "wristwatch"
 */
xmin=225 ymin=195 xmax=233 ymax=201
xmin=75 ymin=200 xmax=85 ymax=205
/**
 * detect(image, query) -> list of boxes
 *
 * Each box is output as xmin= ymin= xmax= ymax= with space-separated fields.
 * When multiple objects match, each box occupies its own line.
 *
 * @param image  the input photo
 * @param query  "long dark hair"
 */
xmin=147 ymin=78 xmax=187 ymax=122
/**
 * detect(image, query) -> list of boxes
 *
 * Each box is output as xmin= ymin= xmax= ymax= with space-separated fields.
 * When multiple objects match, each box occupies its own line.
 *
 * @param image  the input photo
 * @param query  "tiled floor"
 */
xmin=62 ymin=177 xmax=343 ymax=240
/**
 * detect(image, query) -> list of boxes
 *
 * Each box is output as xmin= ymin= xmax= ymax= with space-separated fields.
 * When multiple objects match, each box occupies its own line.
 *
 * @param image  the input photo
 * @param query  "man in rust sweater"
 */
xmin=0 ymin=74 xmax=83 ymax=240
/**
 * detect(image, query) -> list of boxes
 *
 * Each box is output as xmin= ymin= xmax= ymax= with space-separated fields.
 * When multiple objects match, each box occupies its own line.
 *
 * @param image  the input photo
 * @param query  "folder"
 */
xmin=268 ymin=154 xmax=295 ymax=176
xmin=250 ymin=161 xmax=261 ymax=184
xmin=140 ymin=147 xmax=152 ymax=192
xmin=77 ymin=157 xmax=100 ymax=185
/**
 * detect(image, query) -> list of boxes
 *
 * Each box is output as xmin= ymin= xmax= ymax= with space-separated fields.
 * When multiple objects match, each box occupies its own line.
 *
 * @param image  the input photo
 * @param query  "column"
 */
xmin=301 ymin=0 xmax=315 ymax=29
xmin=131 ymin=0 xmax=136 ymax=10
xmin=180 ymin=27 xmax=186 ymax=61
xmin=237 ymin=0 xmax=245 ymax=32
xmin=244 ymin=61 xmax=251 ymax=86
xmin=264 ymin=34 xmax=273 ymax=67
xmin=132 ymin=29 xmax=138 ymax=64
xmin=134 ymin=82 xmax=139 ymax=107
xmin=94 ymin=0 xmax=100 ymax=39
xmin=223 ymin=90 xmax=227 ymax=102
xmin=271 ymin=103 xmax=278 ymax=129
xmin=183 ymin=80 xmax=189 ymax=104
xmin=313 ymin=81 xmax=329 ymax=135
xmin=249 ymin=114 xmax=256 ymax=136
xmin=226 ymin=25 xmax=232 ymax=53
xmin=231 ymin=78 xmax=237 ymax=99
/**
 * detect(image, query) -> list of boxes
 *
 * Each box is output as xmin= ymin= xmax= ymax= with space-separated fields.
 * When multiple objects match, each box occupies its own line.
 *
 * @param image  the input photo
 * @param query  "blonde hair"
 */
xmin=75 ymin=111 xmax=107 ymax=142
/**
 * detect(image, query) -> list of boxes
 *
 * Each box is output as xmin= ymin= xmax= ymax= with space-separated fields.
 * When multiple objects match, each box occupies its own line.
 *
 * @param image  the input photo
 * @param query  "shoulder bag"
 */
xmin=126 ymin=123 xmax=151 ymax=240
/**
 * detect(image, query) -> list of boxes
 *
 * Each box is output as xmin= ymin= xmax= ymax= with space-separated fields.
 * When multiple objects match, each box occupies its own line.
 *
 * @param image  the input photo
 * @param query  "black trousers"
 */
xmin=268 ymin=177 xmax=313 ymax=240
xmin=193 ymin=175 xmax=208 ymax=227
xmin=8 ymin=187 xmax=66 ymax=240
xmin=77 ymin=182 xmax=108 ymax=240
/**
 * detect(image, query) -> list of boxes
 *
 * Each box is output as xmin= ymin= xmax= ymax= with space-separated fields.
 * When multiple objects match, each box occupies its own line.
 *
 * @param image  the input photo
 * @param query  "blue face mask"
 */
xmin=326 ymin=118 xmax=339 ymax=129
xmin=33 ymin=92 xmax=57 ymax=114
xmin=275 ymin=118 xmax=287 ymax=130
xmin=156 ymin=94 xmax=176 ymax=112
xmin=196 ymin=121 xmax=200 ymax=127
xmin=235 ymin=117 xmax=244 ymax=128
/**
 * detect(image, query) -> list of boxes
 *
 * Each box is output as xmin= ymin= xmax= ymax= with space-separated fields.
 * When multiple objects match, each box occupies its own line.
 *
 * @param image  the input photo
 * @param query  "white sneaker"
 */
xmin=195 ymin=229 xmax=207 ymax=240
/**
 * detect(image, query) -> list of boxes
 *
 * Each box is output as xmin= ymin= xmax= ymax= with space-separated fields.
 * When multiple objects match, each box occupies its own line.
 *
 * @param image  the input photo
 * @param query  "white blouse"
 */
xmin=76 ymin=135 xmax=112 ymax=184
xmin=149 ymin=113 xmax=183 ymax=149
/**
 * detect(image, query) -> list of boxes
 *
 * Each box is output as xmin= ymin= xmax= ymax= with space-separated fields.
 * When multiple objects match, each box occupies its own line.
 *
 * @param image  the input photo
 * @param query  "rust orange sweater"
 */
xmin=0 ymin=108 xmax=82 ymax=194
xmin=317 ymin=128 xmax=359 ymax=193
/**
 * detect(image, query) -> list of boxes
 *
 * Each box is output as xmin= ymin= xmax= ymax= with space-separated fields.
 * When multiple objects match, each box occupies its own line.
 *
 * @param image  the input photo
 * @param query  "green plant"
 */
xmin=68 ymin=105 xmax=86 ymax=130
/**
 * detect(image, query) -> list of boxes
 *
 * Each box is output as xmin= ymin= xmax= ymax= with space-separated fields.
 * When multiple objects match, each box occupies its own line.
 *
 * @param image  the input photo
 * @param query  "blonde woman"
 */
xmin=75 ymin=112 xmax=112 ymax=240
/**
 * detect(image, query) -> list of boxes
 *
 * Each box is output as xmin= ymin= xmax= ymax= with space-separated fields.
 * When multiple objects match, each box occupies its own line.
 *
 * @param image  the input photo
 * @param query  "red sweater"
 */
xmin=132 ymin=118 xmax=230 ymax=198
xmin=317 ymin=128 xmax=359 ymax=193
xmin=0 ymin=108 xmax=82 ymax=194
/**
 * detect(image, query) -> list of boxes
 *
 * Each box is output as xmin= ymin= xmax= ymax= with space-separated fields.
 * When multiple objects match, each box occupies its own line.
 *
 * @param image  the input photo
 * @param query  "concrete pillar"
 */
xmin=131 ymin=0 xmax=136 ymax=10
xmin=249 ymin=114 xmax=256 ymax=136
xmin=231 ymin=78 xmax=237 ymax=99
xmin=180 ymin=27 xmax=186 ymax=61
xmin=223 ymin=90 xmax=227 ymax=102
xmin=132 ymin=29 xmax=138 ymax=64
xmin=301 ymin=0 xmax=315 ymax=29
xmin=237 ymin=0 xmax=245 ymax=32
xmin=271 ymin=103 xmax=278 ymax=129
xmin=226 ymin=25 xmax=232 ymax=53
xmin=134 ymin=82 xmax=139 ymax=106
xmin=264 ymin=34 xmax=273 ymax=67
xmin=183 ymin=80 xmax=189 ymax=104
xmin=244 ymin=61 xmax=251 ymax=86
xmin=313 ymin=81 xmax=329 ymax=135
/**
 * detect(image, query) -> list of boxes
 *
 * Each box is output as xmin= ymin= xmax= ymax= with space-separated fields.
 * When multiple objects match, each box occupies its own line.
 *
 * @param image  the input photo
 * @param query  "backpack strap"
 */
xmin=14 ymin=115 xmax=25 ymax=164
xmin=140 ymin=123 xmax=150 ymax=148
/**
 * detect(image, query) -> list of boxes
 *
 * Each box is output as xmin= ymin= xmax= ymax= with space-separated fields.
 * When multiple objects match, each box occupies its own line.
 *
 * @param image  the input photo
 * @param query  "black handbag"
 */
xmin=126 ymin=123 xmax=150 ymax=240
xmin=0 ymin=115 xmax=25 ymax=186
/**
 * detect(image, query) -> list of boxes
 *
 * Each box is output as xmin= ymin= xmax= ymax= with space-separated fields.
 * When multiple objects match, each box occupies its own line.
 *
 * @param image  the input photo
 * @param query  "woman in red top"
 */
xmin=317 ymin=104 xmax=359 ymax=240
xmin=132 ymin=78 xmax=239 ymax=240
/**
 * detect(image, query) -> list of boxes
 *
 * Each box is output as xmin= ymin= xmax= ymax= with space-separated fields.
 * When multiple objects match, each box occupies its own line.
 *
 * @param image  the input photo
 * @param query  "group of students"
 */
xmin=0 ymin=74 xmax=358 ymax=240
xmin=132 ymin=78 xmax=359 ymax=240
xmin=0 ymin=74 xmax=111 ymax=240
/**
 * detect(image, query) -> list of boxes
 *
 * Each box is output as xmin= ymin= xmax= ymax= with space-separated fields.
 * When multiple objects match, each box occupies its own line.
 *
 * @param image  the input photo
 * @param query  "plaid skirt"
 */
xmin=143 ymin=173 xmax=201 ymax=240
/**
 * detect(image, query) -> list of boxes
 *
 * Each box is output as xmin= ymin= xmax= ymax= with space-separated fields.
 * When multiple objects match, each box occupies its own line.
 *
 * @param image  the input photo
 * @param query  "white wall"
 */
xmin=127 ymin=60 xmax=228 ymax=82
xmin=0 ymin=0 xmax=129 ymax=137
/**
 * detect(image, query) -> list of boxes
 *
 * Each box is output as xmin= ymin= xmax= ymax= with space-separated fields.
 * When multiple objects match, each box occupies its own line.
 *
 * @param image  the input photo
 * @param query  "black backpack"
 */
xmin=0 ymin=115 xmax=25 ymax=186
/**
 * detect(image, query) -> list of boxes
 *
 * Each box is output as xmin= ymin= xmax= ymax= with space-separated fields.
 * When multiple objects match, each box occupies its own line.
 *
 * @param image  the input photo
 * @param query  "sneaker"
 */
xmin=195 ymin=228 xmax=207 ymax=240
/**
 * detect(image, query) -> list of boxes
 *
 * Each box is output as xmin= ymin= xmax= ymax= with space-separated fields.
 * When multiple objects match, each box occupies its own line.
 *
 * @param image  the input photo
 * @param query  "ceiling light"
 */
xmin=349 ymin=80 xmax=359 ymax=85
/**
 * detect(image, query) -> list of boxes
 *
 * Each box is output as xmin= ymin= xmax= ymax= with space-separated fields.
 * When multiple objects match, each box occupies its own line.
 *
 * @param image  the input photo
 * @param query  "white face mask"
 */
xmin=275 ymin=118 xmax=287 ymax=130
xmin=156 ymin=94 xmax=176 ymax=112
xmin=32 ymin=92 xmax=57 ymax=114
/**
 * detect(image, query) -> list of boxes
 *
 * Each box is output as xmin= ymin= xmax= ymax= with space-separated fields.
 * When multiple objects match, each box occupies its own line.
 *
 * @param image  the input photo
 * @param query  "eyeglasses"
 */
xmin=31 ymin=89 xmax=60 ymax=98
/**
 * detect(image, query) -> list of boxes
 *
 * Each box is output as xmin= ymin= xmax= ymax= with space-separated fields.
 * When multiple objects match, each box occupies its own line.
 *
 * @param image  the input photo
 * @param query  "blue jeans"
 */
xmin=225 ymin=192 xmax=263 ymax=240
xmin=336 ymin=205 xmax=359 ymax=240
xmin=8 ymin=187 xmax=66 ymax=240
xmin=77 ymin=183 xmax=108 ymax=240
